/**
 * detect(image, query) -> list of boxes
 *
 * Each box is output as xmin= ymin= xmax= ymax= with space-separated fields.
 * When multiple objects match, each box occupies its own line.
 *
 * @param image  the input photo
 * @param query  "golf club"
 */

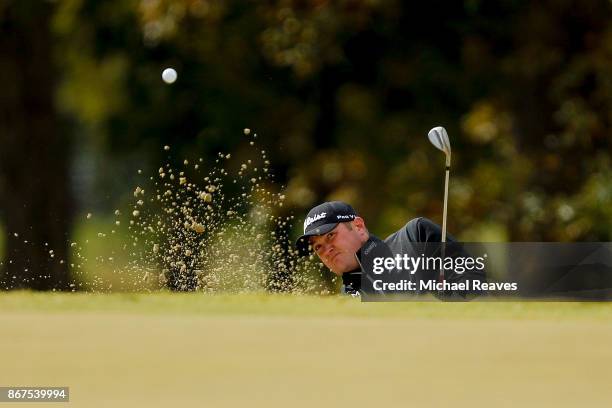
xmin=428 ymin=126 xmax=452 ymax=287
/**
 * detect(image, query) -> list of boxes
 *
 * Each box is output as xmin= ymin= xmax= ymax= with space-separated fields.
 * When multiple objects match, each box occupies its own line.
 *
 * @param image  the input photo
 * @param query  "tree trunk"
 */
xmin=0 ymin=2 xmax=73 ymax=290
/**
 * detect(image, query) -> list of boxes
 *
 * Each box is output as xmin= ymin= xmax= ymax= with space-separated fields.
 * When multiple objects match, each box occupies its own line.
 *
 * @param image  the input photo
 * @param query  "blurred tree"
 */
xmin=253 ymin=0 xmax=612 ymax=242
xmin=48 ymin=0 xmax=612 ymax=251
xmin=2 ymin=0 xmax=611 ymax=292
xmin=0 ymin=1 xmax=73 ymax=289
xmin=459 ymin=0 xmax=612 ymax=241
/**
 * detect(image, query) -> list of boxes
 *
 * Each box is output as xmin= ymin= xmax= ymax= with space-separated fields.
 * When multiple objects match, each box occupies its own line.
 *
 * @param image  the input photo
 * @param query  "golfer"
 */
xmin=296 ymin=201 xmax=485 ymax=296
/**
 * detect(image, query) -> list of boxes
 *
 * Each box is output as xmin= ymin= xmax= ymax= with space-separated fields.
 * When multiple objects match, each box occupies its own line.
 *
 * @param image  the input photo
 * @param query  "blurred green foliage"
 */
xmin=52 ymin=0 xmax=612 ymax=242
xmin=3 ymin=1 xmax=612 ymax=290
xmin=70 ymin=216 xmax=161 ymax=292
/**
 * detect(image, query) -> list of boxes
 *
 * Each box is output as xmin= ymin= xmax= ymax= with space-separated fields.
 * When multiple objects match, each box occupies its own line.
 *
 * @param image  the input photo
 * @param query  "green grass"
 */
xmin=1 ymin=292 xmax=611 ymax=407
xmin=2 ymin=291 xmax=612 ymax=320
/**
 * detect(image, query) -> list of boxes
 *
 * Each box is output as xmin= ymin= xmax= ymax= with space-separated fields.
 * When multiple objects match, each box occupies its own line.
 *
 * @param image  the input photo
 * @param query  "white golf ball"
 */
xmin=162 ymin=68 xmax=177 ymax=84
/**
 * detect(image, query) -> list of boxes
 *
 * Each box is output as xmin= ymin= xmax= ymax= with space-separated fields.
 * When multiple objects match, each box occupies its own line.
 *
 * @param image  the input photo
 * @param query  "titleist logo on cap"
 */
xmin=304 ymin=212 xmax=326 ymax=232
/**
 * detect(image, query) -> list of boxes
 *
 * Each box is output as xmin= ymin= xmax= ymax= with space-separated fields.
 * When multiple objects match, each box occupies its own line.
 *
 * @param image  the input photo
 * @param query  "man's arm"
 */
xmin=405 ymin=217 xmax=454 ymax=242
xmin=402 ymin=217 xmax=487 ymax=297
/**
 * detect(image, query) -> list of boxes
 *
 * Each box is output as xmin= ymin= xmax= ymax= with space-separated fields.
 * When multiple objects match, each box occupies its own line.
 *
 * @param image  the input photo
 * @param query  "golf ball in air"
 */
xmin=162 ymin=68 xmax=177 ymax=84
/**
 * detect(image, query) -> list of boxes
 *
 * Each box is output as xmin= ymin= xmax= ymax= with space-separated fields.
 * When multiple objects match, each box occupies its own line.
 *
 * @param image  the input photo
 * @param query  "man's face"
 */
xmin=309 ymin=218 xmax=368 ymax=275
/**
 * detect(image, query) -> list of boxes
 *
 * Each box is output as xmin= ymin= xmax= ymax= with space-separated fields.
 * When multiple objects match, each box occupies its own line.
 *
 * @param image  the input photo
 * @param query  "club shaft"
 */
xmin=439 ymin=166 xmax=450 ymax=288
xmin=442 ymin=167 xmax=449 ymax=243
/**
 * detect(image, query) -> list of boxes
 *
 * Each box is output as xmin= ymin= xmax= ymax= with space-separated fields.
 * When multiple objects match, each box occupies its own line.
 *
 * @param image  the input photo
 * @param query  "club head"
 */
xmin=428 ymin=126 xmax=451 ymax=157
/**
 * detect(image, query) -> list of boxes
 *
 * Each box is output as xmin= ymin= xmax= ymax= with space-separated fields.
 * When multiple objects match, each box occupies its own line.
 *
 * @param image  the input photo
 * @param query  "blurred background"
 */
xmin=1 ymin=0 xmax=611 ymax=291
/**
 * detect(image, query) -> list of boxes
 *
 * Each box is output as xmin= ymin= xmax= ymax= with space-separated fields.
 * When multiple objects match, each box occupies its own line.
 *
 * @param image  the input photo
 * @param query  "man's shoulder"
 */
xmin=384 ymin=217 xmax=442 ymax=244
